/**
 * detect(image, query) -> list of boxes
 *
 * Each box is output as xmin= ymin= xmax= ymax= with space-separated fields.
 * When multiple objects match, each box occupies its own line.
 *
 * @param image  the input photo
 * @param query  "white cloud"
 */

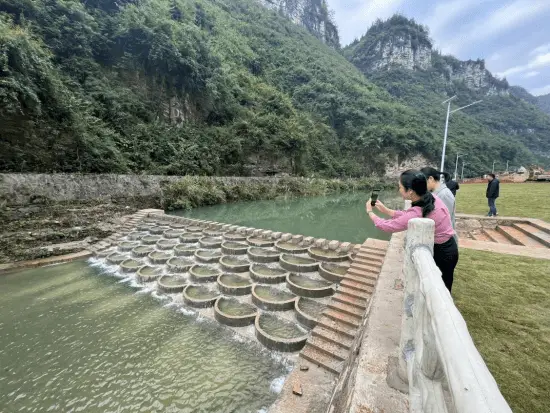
xmin=333 ymin=0 xmax=406 ymax=45
xmin=531 ymin=84 xmax=550 ymax=96
xmin=524 ymin=71 xmax=540 ymax=78
xmin=424 ymin=0 xmax=483 ymax=39
xmin=444 ymin=0 xmax=550 ymax=55
xmin=487 ymin=52 xmax=502 ymax=62
xmin=530 ymin=43 xmax=550 ymax=56
xmin=497 ymin=52 xmax=550 ymax=77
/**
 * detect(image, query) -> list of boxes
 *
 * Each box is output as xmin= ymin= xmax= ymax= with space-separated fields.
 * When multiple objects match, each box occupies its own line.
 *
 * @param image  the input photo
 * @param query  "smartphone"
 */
xmin=370 ymin=189 xmax=381 ymax=206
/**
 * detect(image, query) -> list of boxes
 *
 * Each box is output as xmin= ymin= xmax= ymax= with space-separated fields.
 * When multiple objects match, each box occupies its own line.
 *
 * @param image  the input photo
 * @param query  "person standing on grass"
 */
xmin=365 ymin=170 xmax=458 ymax=292
xmin=486 ymin=173 xmax=500 ymax=217
xmin=420 ymin=167 xmax=456 ymax=231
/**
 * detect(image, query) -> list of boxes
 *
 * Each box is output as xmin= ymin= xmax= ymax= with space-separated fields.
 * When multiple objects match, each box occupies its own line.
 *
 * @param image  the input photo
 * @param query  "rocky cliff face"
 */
xmin=258 ymin=0 xmax=339 ymax=48
xmin=363 ymin=35 xmax=431 ymax=72
xmin=345 ymin=16 xmax=509 ymax=95
xmin=435 ymin=58 xmax=509 ymax=96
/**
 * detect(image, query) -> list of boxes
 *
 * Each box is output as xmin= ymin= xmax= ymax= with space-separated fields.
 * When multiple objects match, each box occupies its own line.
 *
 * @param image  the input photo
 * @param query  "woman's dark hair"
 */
xmin=420 ymin=166 xmax=451 ymax=183
xmin=400 ymin=170 xmax=435 ymax=217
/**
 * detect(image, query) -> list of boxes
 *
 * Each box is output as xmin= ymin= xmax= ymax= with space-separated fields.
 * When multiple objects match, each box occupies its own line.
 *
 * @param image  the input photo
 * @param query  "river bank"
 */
xmin=0 ymin=174 xmax=390 ymax=264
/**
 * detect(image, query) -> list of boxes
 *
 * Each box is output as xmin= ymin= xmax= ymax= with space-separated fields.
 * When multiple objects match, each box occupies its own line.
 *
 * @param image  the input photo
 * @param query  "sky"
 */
xmin=328 ymin=0 xmax=550 ymax=96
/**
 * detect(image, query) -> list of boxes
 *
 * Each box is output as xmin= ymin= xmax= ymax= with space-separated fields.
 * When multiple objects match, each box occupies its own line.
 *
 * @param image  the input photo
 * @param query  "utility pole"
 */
xmin=506 ymin=160 xmax=509 ymax=173
xmin=440 ymin=97 xmax=482 ymax=173
xmin=454 ymin=153 xmax=466 ymax=181
xmin=492 ymin=161 xmax=497 ymax=174
xmin=461 ymin=162 xmax=467 ymax=180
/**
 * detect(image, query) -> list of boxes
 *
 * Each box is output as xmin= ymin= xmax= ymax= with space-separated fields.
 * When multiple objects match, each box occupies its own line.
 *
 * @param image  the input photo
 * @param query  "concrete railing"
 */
xmin=397 ymin=218 xmax=512 ymax=413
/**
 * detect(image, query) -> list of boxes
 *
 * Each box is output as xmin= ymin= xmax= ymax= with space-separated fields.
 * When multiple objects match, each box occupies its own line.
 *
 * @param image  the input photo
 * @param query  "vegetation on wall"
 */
xmin=161 ymin=175 xmax=388 ymax=210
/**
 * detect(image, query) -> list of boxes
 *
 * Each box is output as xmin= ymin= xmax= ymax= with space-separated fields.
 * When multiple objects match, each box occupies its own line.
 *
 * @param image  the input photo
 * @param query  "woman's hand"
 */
xmin=366 ymin=200 xmax=373 ymax=213
xmin=375 ymin=200 xmax=388 ymax=214
xmin=374 ymin=200 xmax=396 ymax=217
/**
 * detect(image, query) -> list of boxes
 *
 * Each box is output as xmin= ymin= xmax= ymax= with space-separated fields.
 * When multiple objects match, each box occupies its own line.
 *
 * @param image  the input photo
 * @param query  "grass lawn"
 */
xmin=454 ymin=249 xmax=550 ymax=413
xmin=456 ymin=182 xmax=550 ymax=221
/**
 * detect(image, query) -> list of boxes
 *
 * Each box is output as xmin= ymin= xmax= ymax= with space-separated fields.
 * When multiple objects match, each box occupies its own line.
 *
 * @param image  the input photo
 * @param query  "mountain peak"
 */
xmin=344 ymin=14 xmax=508 ymax=96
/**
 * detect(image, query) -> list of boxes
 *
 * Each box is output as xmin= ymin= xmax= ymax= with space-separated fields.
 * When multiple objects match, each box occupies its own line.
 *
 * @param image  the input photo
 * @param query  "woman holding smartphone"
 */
xmin=365 ymin=170 xmax=459 ymax=292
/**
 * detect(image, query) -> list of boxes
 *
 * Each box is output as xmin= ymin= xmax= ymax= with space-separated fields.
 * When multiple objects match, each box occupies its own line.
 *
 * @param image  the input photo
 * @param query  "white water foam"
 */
xmin=269 ymin=376 xmax=286 ymax=394
xmin=179 ymin=307 xmax=196 ymax=317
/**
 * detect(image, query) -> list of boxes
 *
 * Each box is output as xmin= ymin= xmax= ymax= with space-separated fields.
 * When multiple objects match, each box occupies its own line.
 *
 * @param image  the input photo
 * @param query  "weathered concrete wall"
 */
xmin=0 ymin=173 xmax=179 ymax=205
xmin=0 ymin=173 xmax=281 ymax=206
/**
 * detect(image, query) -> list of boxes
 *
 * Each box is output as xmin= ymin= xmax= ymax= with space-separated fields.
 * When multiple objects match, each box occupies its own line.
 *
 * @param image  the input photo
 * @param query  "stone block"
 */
xmin=261 ymin=230 xmax=272 ymax=239
xmin=328 ymin=240 xmax=340 ymax=250
xmin=302 ymin=236 xmax=314 ymax=245
xmin=245 ymin=228 xmax=255 ymax=235
xmin=271 ymin=232 xmax=282 ymax=239
xmin=292 ymin=235 xmax=304 ymax=243
xmin=281 ymin=233 xmax=292 ymax=241
xmin=339 ymin=242 xmax=352 ymax=252
xmin=253 ymin=229 xmax=263 ymax=236
xmin=314 ymin=238 xmax=327 ymax=247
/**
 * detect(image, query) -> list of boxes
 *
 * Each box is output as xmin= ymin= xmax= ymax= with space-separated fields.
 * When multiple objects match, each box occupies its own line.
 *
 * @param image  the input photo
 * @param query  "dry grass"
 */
xmin=454 ymin=249 xmax=550 ymax=413
xmin=456 ymin=182 xmax=550 ymax=221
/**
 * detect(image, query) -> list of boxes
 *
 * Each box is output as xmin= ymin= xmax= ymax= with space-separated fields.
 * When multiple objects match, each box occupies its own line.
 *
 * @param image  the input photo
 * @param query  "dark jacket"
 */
xmin=446 ymin=180 xmax=459 ymax=196
xmin=486 ymin=179 xmax=500 ymax=199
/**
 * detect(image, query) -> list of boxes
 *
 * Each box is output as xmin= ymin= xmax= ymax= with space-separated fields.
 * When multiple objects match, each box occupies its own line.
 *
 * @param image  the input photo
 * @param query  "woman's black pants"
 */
xmin=433 ymin=237 xmax=459 ymax=292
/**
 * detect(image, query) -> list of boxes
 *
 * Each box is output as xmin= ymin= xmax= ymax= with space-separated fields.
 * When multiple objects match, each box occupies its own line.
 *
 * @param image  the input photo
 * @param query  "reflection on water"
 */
xmin=0 ymin=262 xmax=288 ymax=413
xmin=170 ymin=191 xmax=402 ymax=244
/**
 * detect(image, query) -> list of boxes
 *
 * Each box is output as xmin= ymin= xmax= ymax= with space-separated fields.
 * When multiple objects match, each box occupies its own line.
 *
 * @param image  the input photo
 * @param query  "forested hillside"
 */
xmin=1 ymin=2 xmax=547 ymax=177
xmin=538 ymin=93 xmax=550 ymax=115
xmin=345 ymin=15 xmax=550 ymax=172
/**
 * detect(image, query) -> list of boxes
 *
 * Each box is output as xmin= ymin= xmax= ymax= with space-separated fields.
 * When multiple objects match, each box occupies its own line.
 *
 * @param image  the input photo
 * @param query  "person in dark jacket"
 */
xmin=446 ymin=179 xmax=460 ymax=196
xmin=486 ymin=174 xmax=500 ymax=216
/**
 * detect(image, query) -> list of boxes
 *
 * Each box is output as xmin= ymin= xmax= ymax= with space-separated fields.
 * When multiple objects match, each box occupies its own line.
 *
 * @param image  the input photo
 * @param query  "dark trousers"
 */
xmin=433 ymin=237 xmax=459 ymax=292
xmin=488 ymin=198 xmax=497 ymax=216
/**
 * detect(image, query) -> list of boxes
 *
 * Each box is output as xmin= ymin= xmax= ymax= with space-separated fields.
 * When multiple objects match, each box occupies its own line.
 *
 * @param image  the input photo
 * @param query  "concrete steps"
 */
xmin=471 ymin=222 xmax=550 ymax=250
xmin=472 ymin=232 xmax=491 ymax=242
xmin=307 ymin=335 xmax=349 ymax=361
xmin=299 ymin=238 xmax=388 ymax=376
xmin=482 ymin=228 xmax=514 ymax=244
xmin=332 ymin=292 xmax=368 ymax=310
xmin=300 ymin=345 xmax=343 ymax=375
xmin=513 ymin=223 xmax=550 ymax=248
xmin=311 ymin=326 xmax=354 ymax=350
xmin=496 ymin=225 xmax=546 ymax=247
xmin=317 ymin=316 xmax=357 ymax=339
xmin=340 ymin=279 xmax=374 ymax=294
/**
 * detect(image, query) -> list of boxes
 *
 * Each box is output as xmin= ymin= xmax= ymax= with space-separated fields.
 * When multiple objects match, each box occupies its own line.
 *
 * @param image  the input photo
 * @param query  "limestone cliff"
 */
xmin=345 ymin=15 xmax=508 ymax=96
xmin=258 ymin=0 xmax=339 ymax=48
xmin=433 ymin=56 xmax=509 ymax=96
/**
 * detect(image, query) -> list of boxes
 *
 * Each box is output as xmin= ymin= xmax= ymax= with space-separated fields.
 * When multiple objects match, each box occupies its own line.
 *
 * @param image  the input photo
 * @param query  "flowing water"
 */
xmin=171 ymin=191 xmax=403 ymax=244
xmin=258 ymin=314 xmax=307 ymax=339
xmin=217 ymin=299 xmax=257 ymax=317
xmin=0 ymin=262 xmax=289 ymax=413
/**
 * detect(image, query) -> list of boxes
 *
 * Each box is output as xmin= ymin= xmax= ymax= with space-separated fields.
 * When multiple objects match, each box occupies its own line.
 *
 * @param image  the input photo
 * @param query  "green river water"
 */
xmin=0 ymin=191 xmax=403 ymax=413
xmin=0 ymin=262 xmax=288 ymax=413
xmin=171 ymin=191 xmax=402 ymax=244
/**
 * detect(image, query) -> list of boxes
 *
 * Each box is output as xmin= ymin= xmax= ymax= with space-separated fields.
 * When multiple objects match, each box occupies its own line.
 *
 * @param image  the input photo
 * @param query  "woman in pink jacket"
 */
xmin=365 ymin=170 xmax=459 ymax=292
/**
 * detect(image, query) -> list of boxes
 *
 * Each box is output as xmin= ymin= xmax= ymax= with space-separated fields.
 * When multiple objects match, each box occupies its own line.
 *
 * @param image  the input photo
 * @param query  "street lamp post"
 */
xmin=506 ymin=160 xmax=509 ymax=173
xmin=454 ymin=153 xmax=466 ymax=181
xmin=461 ymin=162 xmax=468 ymax=180
xmin=440 ymin=97 xmax=483 ymax=173
xmin=492 ymin=161 xmax=497 ymax=174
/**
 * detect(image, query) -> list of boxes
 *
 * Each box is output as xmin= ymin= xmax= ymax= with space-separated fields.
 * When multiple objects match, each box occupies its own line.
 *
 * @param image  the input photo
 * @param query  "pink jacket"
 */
xmin=372 ymin=196 xmax=455 ymax=244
